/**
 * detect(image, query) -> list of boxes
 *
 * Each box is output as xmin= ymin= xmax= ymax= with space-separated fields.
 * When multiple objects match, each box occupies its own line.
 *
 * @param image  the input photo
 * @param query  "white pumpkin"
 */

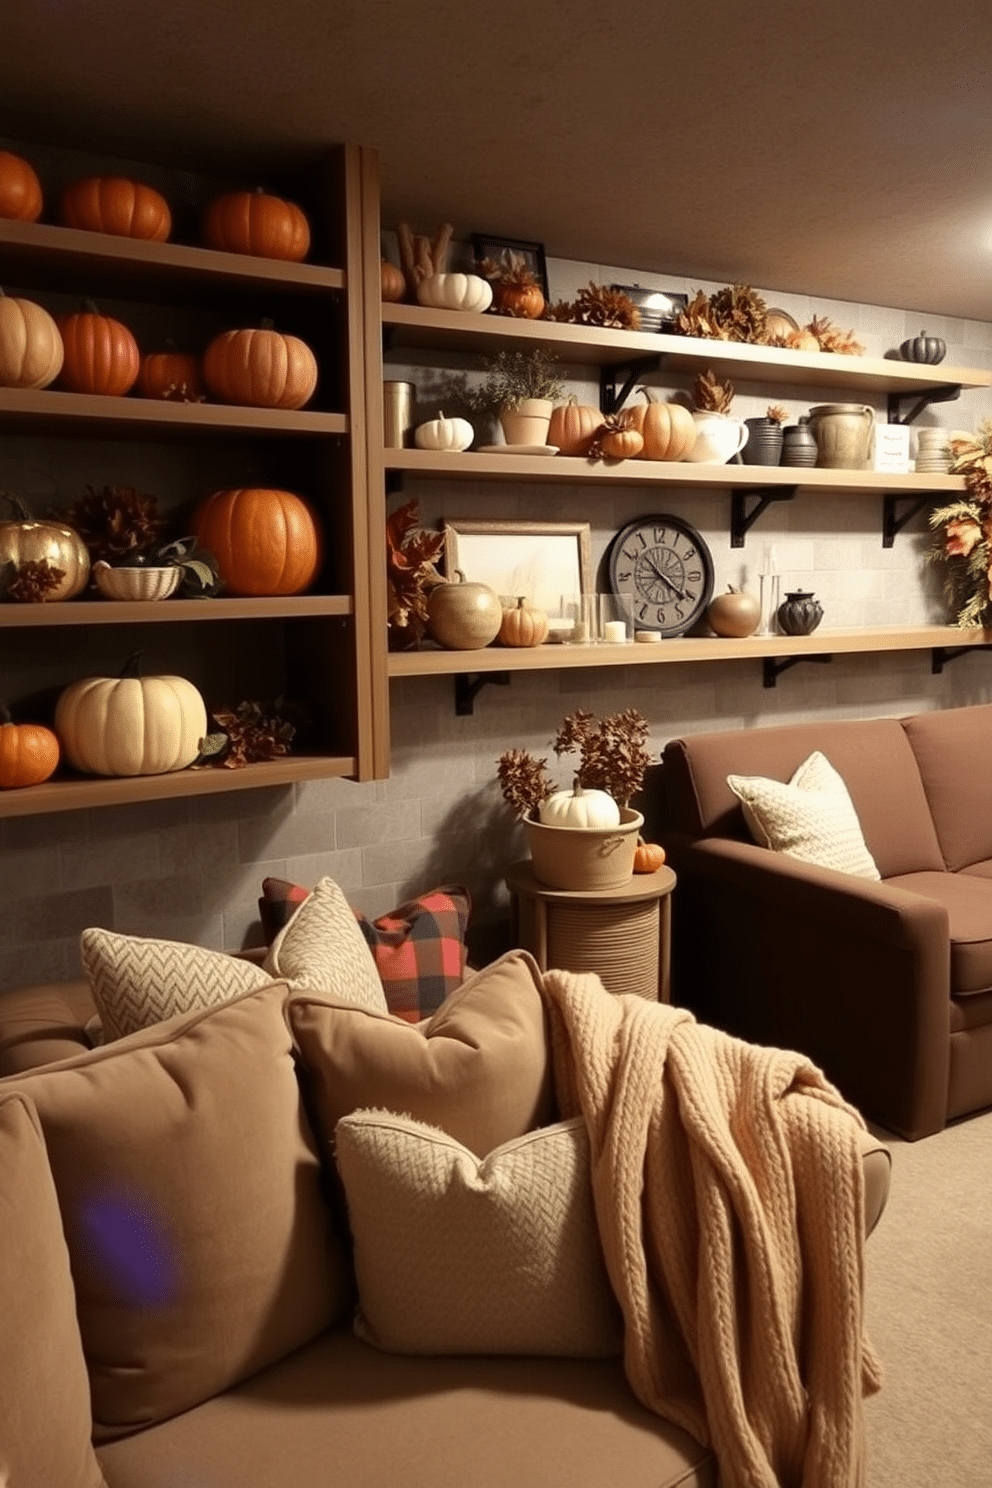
xmin=414 ymin=411 xmax=474 ymax=451
xmin=538 ymin=783 xmax=621 ymax=829
xmin=416 ymin=273 xmax=493 ymax=314
xmin=54 ymin=672 xmax=207 ymax=777
xmin=0 ymin=290 xmax=64 ymax=389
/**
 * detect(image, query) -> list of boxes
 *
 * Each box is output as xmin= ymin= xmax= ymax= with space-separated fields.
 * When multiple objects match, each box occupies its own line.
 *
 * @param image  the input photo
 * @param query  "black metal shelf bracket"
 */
xmin=599 ymin=356 xmax=665 ymax=416
xmin=882 ymin=493 xmax=931 ymax=548
xmin=887 ymin=384 xmax=961 ymax=426
xmin=762 ymin=653 xmax=833 ymax=689
xmin=454 ymin=670 xmax=510 ymax=715
xmin=730 ymin=487 xmax=797 ymax=548
xmin=932 ymin=644 xmax=991 ymax=674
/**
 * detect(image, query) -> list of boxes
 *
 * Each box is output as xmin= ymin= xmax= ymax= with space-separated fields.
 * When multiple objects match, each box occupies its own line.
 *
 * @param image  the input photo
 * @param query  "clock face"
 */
xmin=607 ymin=515 xmax=715 ymax=638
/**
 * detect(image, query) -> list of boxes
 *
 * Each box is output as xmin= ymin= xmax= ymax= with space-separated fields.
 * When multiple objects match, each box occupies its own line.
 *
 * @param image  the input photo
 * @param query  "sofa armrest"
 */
xmin=667 ymin=834 xmax=951 ymax=1141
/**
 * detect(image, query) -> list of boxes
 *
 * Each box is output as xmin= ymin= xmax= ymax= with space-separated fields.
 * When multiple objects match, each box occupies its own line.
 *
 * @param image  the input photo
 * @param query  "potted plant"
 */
xmin=496 ymin=708 xmax=653 ymax=889
xmin=463 ymin=348 xmax=564 ymax=447
xmin=684 ymin=369 xmax=749 ymax=464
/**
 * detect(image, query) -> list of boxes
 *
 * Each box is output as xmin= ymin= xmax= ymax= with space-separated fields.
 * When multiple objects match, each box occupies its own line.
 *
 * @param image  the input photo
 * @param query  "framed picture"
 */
xmin=442 ymin=518 xmax=591 ymax=617
xmin=472 ymin=234 xmax=549 ymax=299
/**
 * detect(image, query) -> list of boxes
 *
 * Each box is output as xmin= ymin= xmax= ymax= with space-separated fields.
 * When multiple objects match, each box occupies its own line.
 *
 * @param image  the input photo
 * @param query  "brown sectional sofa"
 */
xmin=658 ymin=701 xmax=992 ymax=1142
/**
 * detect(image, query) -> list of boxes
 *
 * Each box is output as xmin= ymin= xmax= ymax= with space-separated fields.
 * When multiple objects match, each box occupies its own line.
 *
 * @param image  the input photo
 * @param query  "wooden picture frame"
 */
xmin=442 ymin=519 xmax=591 ymax=617
xmin=471 ymin=234 xmax=549 ymax=298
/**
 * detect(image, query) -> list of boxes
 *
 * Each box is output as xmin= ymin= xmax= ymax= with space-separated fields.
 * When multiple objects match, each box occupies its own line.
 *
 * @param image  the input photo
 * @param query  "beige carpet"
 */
xmin=864 ymin=1109 xmax=992 ymax=1487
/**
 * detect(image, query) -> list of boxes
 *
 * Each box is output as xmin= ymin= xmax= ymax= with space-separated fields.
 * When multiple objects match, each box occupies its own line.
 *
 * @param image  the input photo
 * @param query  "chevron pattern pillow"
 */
xmin=263 ymin=877 xmax=387 ymax=1014
xmin=727 ymin=750 xmax=881 ymax=879
xmin=81 ymin=929 xmax=271 ymax=1042
xmin=334 ymin=1110 xmax=623 ymax=1359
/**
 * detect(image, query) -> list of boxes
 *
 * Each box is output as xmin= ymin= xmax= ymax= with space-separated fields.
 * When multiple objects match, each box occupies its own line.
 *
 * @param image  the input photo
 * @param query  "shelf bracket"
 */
xmin=932 ymin=644 xmax=991 ymax=674
xmin=599 ymin=356 xmax=664 ymax=416
xmin=454 ymin=670 xmax=510 ymax=716
xmin=887 ymin=384 xmax=961 ymax=426
xmin=762 ymin=653 xmax=833 ymax=688
xmin=730 ymin=487 xmax=797 ymax=548
xmin=882 ymin=493 xmax=931 ymax=548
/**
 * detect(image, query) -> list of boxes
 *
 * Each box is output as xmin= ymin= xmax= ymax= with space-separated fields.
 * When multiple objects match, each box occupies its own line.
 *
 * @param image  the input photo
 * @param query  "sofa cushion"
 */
xmin=81 ymin=928 xmax=271 ymax=1041
xmin=3 ymin=982 xmax=351 ymax=1441
xmin=335 ymin=1111 xmax=622 ymax=1358
xmin=0 ymin=978 xmax=96 ymax=1074
xmin=264 ymin=876 xmax=388 ymax=1013
xmin=0 ymin=1092 xmax=108 ymax=1488
xmin=885 ymin=870 xmax=992 ymax=997
xmin=727 ymin=751 xmax=881 ymax=879
xmin=901 ymin=704 xmax=992 ymax=871
xmin=289 ymin=949 xmax=554 ymax=1157
xmin=260 ymin=877 xmax=471 ymax=1022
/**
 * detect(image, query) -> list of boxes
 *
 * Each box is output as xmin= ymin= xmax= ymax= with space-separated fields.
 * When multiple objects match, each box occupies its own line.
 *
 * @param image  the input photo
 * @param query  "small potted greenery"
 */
xmin=463 ymin=348 xmax=564 ymax=447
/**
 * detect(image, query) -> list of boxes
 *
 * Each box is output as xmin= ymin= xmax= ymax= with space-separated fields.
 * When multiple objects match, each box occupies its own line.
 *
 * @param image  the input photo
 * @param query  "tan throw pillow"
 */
xmin=4 ymin=983 xmax=351 ymax=1441
xmin=336 ymin=1110 xmax=623 ymax=1358
xmin=728 ymin=750 xmax=881 ymax=880
xmin=289 ymin=948 xmax=554 ymax=1157
xmin=0 ymin=1093 xmax=108 ymax=1488
xmin=264 ymin=875 xmax=388 ymax=1013
xmin=80 ymin=928 xmax=271 ymax=1041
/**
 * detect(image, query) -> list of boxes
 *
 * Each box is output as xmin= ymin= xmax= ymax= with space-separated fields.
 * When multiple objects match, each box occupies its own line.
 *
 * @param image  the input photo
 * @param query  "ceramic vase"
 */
xmin=525 ymin=807 xmax=644 ymax=890
xmin=777 ymin=590 xmax=824 ymax=636
xmin=684 ymin=411 xmax=749 ymax=464
xmin=781 ymin=417 xmax=818 ymax=468
xmin=809 ymin=403 xmax=874 ymax=470
xmin=741 ymin=417 xmax=784 ymax=466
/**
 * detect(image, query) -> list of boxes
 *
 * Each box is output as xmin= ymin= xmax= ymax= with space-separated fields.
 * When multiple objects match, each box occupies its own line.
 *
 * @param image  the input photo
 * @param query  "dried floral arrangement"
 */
xmin=926 ymin=422 xmax=992 ymax=628
xmin=766 ymin=404 xmax=789 ymax=424
xmin=692 ymin=368 xmax=735 ymax=414
xmin=0 ymin=557 xmax=64 ymax=602
xmin=195 ymin=698 xmax=301 ymax=770
xmin=60 ymin=485 xmax=166 ymax=566
xmin=545 ymin=282 xmax=641 ymax=331
xmin=496 ymin=708 xmax=653 ymax=818
xmin=385 ymin=498 xmax=446 ymax=647
xmin=461 ymin=347 xmax=564 ymax=414
xmin=476 ymin=249 xmax=546 ymax=318
xmin=673 ymin=283 xmax=864 ymax=355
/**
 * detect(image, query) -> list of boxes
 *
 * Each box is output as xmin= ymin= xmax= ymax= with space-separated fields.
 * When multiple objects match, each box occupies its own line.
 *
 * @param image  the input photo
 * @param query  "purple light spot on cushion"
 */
xmin=79 ymin=1190 xmax=177 ymax=1306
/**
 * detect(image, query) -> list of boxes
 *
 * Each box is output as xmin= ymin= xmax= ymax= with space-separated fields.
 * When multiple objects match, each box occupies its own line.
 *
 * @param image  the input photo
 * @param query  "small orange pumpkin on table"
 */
xmin=0 ymin=150 xmax=43 ymax=223
xmin=633 ymin=839 xmax=666 ymax=874
xmin=0 ymin=706 xmax=60 ymax=788
xmin=590 ymin=412 xmax=644 ymax=461
xmin=498 ymin=597 xmax=549 ymax=648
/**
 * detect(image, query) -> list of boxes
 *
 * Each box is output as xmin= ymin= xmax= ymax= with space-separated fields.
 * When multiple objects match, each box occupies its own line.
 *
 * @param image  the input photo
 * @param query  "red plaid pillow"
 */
xmin=258 ymin=879 xmax=471 ymax=1023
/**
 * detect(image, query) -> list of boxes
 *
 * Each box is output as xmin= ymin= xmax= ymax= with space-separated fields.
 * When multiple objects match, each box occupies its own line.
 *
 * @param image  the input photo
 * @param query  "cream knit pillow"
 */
xmin=264 ymin=876 xmax=387 ymax=1013
xmin=334 ymin=1111 xmax=623 ymax=1359
xmin=728 ymin=750 xmax=881 ymax=879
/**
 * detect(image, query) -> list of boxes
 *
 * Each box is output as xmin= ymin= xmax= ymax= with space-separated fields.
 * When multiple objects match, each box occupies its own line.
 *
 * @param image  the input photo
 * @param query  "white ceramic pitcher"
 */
xmin=685 ymin=411 xmax=749 ymax=464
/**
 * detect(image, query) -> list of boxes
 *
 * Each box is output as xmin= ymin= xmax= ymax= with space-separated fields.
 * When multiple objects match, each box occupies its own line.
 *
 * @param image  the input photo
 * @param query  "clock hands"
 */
xmin=641 ymin=553 xmax=688 ymax=602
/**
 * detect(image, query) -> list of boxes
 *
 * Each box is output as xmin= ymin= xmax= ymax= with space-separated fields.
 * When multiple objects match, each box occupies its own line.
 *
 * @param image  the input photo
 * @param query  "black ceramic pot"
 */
xmin=777 ymin=590 xmax=823 ymax=636
xmin=741 ymin=417 xmax=784 ymax=466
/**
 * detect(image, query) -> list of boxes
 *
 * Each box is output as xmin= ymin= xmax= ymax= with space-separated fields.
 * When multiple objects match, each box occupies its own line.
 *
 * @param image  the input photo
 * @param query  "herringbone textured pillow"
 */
xmin=728 ymin=749 xmax=881 ymax=879
xmin=81 ymin=929 xmax=270 ymax=1042
xmin=335 ymin=1111 xmax=623 ymax=1358
xmin=264 ymin=877 xmax=387 ymax=1013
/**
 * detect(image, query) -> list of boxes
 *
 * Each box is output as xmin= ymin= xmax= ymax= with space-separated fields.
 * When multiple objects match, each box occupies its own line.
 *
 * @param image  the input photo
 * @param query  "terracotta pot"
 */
xmin=525 ymin=807 xmax=644 ymax=890
xmin=499 ymin=397 xmax=553 ymax=447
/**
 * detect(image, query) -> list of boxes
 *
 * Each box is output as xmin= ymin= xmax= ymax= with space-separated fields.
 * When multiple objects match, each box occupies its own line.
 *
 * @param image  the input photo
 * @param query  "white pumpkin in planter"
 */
xmin=538 ymin=783 xmax=621 ymax=829
xmin=54 ymin=660 xmax=207 ymax=776
xmin=414 ymin=411 xmax=474 ymax=452
xmin=416 ymin=273 xmax=493 ymax=314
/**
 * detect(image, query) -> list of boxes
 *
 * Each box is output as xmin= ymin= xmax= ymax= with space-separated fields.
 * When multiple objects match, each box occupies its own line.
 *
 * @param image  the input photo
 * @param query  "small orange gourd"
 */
xmin=0 ymin=707 xmax=60 ymax=788
xmin=597 ymin=416 xmax=644 ymax=461
xmin=202 ymin=326 xmax=318 ymax=410
xmin=491 ymin=280 xmax=545 ymax=319
xmin=633 ymin=839 xmax=666 ymax=873
xmin=381 ymin=259 xmax=405 ymax=302
xmin=498 ymin=597 xmax=549 ymax=648
xmin=0 ymin=150 xmax=43 ymax=222
xmin=138 ymin=348 xmax=204 ymax=402
xmin=190 ymin=487 xmax=323 ymax=597
xmin=60 ymin=176 xmax=171 ymax=241
xmin=56 ymin=306 xmax=140 ymax=396
xmin=204 ymin=189 xmax=311 ymax=262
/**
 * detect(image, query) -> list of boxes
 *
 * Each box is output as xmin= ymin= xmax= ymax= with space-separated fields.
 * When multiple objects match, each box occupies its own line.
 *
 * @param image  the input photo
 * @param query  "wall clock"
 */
xmin=606 ymin=514 xmax=715 ymax=638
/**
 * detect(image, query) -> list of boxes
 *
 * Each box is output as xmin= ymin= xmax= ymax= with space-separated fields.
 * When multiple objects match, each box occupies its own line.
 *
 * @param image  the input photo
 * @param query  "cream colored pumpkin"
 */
xmin=0 ymin=291 xmax=64 ymax=389
xmin=415 ymin=273 xmax=493 ymax=314
xmin=54 ymin=672 xmax=207 ymax=777
xmin=413 ymin=411 xmax=474 ymax=451
xmin=538 ymin=783 xmax=621 ymax=829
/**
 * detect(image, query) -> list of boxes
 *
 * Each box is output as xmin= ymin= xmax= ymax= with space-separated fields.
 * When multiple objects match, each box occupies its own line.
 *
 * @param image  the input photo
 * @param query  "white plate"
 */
xmin=476 ymin=444 xmax=560 ymax=457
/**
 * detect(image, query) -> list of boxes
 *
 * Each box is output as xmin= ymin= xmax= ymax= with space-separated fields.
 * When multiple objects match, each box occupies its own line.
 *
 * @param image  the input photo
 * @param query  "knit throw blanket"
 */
xmin=541 ymin=971 xmax=882 ymax=1488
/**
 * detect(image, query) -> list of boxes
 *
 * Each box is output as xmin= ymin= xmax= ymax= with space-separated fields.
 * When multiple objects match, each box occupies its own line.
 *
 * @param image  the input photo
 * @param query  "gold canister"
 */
xmin=383 ymin=380 xmax=414 ymax=448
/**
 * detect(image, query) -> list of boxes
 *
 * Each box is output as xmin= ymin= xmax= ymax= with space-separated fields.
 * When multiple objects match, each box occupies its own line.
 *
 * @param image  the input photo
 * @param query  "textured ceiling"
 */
xmin=3 ymin=0 xmax=991 ymax=322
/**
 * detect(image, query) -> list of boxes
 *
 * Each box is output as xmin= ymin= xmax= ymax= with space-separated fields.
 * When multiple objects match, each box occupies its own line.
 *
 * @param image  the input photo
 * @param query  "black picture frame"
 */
xmin=472 ymin=234 xmax=549 ymax=299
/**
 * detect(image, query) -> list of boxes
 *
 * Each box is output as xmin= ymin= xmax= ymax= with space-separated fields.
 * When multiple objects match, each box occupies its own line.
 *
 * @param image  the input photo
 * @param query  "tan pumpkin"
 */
xmin=426 ymin=570 xmax=502 ymax=649
xmin=190 ymin=487 xmax=323 ymax=597
xmin=0 ymin=706 xmax=60 ymax=788
xmin=598 ymin=419 xmax=644 ymax=460
xmin=54 ymin=662 xmax=207 ymax=777
xmin=381 ymin=259 xmax=406 ymax=302
xmin=138 ymin=348 xmax=204 ymax=402
xmin=492 ymin=281 xmax=545 ymax=319
xmin=202 ymin=326 xmax=318 ymax=410
xmin=60 ymin=176 xmax=171 ymax=241
xmin=0 ymin=289 xmax=64 ymax=389
xmin=625 ymin=389 xmax=696 ymax=461
xmin=56 ymin=308 xmax=140 ymax=396
xmin=633 ymin=839 xmax=666 ymax=874
xmin=203 ymin=189 xmax=311 ymax=262
xmin=548 ymin=399 xmax=606 ymax=456
xmin=0 ymin=150 xmax=43 ymax=222
xmin=0 ymin=494 xmax=91 ymax=601
xmin=498 ymin=596 xmax=549 ymax=648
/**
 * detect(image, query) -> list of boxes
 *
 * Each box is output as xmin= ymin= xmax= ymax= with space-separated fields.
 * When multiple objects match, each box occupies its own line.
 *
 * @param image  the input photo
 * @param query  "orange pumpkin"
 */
xmin=381 ymin=259 xmax=405 ymax=302
xmin=56 ymin=308 xmax=140 ymax=396
xmin=190 ymin=487 xmax=323 ymax=597
xmin=548 ymin=399 xmax=606 ymax=456
xmin=0 ymin=289 xmax=64 ymax=389
xmin=624 ymin=390 xmax=696 ymax=461
xmin=492 ymin=281 xmax=545 ymax=319
xmin=498 ymin=597 xmax=549 ymax=648
xmin=598 ymin=423 xmax=644 ymax=460
xmin=0 ymin=708 xmax=60 ymax=788
xmin=0 ymin=150 xmax=43 ymax=223
xmin=202 ymin=326 xmax=318 ymax=410
xmin=633 ymin=839 xmax=666 ymax=873
xmin=60 ymin=176 xmax=171 ymax=241
xmin=203 ymin=189 xmax=311 ymax=262
xmin=138 ymin=349 xmax=204 ymax=402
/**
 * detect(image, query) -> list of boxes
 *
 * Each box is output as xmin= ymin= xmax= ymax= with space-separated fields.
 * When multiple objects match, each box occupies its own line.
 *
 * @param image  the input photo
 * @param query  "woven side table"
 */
xmin=505 ymin=860 xmax=677 ymax=1002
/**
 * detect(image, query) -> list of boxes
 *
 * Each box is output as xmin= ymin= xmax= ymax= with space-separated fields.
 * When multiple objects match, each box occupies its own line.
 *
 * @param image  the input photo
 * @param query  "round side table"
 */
xmin=505 ymin=860 xmax=677 ymax=1002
